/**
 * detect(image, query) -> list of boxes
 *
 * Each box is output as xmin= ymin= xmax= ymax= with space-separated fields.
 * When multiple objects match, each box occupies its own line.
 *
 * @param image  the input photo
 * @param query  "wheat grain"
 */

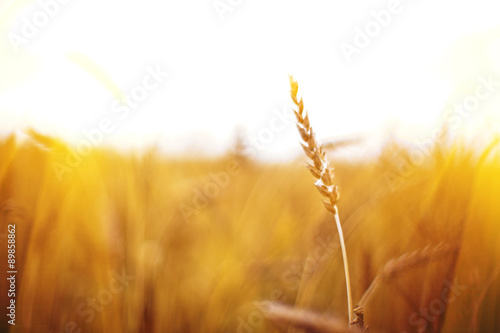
xmin=290 ymin=77 xmax=340 ymax=214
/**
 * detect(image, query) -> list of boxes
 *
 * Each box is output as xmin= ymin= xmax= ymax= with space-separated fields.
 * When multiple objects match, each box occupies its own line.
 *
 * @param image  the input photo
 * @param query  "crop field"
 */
xmin=2 ymin=0 xmax=500 ymax=332
xmin=1 ymin=87 xmax=500 ymax=333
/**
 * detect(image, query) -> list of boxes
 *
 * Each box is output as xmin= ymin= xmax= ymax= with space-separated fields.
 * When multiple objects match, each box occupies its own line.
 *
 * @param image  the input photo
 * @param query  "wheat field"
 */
xmin=1 ymin=108 xmax=500 ymax=332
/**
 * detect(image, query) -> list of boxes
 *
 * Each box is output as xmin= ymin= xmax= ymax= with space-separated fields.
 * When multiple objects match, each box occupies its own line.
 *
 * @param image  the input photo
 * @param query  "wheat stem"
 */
xmin=334 ymin=210 xmax=354 ymax=325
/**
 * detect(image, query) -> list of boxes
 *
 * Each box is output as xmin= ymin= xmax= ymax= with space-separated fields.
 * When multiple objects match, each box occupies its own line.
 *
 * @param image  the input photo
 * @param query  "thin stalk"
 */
xmin=334 ymin=209 xmax=353 ymax=325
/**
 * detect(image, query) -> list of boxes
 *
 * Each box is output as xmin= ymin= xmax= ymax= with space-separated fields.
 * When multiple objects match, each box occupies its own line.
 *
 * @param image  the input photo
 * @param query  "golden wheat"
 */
xmin=290 ymin=77 xmax=340 ymax=214
xmin=290 ymin=76 xmax=355 ymax=326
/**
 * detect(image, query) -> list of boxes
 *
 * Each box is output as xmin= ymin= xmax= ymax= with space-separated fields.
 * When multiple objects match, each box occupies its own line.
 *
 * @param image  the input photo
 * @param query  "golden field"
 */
xmin=0 ymin=128 xmax=500 ymax=333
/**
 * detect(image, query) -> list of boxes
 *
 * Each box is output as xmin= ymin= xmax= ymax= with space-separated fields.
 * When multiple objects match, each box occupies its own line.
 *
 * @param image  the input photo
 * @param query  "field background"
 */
xmin=1 ymin=129 xmax=499 ymax=333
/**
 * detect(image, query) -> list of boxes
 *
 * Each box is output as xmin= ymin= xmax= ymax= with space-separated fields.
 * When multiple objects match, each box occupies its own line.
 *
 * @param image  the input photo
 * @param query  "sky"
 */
xmin=0 ymin=0 xmax=500 ymax=160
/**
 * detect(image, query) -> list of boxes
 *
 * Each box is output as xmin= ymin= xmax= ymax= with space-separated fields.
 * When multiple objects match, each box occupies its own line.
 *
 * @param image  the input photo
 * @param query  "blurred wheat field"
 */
xmin=1 ymin=130 xmax=500 ymax=333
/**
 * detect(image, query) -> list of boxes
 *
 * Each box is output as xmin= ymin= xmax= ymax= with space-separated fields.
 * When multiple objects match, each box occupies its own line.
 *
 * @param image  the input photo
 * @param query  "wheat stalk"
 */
xmin=290 ymin=77 xmax=354 ymax=325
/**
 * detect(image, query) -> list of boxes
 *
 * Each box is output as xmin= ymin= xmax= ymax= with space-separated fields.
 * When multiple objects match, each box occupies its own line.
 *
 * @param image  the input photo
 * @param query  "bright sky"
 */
xmin=1 ymin=0 xmax=500 ymax=160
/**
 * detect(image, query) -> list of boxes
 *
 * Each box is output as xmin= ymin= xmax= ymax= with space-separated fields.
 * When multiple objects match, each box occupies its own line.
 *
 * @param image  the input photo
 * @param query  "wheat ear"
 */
xmin=358 ymin=242 xmax=459 ymax=308
xmin=258 ymin=301 xmax=360 ymax=333
xmin=290 ymin=77 xmax=353 ymax=325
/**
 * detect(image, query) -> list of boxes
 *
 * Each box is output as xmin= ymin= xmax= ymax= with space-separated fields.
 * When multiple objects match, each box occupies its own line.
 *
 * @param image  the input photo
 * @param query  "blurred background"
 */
xmin=1 ymin=1 xmax=500 ymax=333
xmin=1 ymin=0 xmax=500 ymax=159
